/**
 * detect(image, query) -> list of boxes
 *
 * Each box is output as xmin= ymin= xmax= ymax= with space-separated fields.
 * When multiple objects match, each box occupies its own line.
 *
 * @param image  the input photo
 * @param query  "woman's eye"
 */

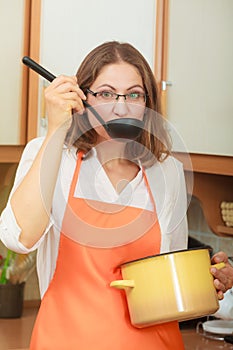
xmin=129 ymin=92 xmax=140 ymax=99
xmin=100 ymin=91 xmax=113 ymax=99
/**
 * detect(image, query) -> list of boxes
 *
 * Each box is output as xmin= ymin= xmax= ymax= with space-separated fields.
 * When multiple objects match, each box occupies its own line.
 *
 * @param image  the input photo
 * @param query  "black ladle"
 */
xmin=22 ymin=56 xmax=144 ymax=140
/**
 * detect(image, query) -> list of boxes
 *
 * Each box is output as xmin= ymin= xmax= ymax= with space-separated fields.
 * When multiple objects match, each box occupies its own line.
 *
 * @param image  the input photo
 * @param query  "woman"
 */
xmin=0 ymin=41 xmax=232 ymax=349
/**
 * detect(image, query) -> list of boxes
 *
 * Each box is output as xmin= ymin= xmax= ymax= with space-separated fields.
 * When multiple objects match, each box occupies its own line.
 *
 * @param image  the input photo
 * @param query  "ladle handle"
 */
xmin=22 ymin=56 xmax=105 ymax=125
xmin=22 ymin=56 xmax=56 ymax=82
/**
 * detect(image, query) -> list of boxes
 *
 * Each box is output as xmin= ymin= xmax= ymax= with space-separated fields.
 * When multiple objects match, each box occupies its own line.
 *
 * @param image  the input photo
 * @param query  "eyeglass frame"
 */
xmin=86 ymin=88 xmax=147 ymax=103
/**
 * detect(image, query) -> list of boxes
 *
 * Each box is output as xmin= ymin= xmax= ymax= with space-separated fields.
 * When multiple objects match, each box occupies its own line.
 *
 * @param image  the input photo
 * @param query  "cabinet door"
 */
xmin=35 ymin=0 xmax=157 ymax=136
xmin=165 ymin=0 xmax=233 ymax=156
xmin=0 ymin=0 xmax=29 ymax=145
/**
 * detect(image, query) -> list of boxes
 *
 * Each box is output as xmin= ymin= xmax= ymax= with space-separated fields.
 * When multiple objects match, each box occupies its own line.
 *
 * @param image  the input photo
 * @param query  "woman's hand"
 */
xmin=211 ymin=251 xmax=233 ymax=299
xmin=45 ymin=75 xmax=86 ymax=134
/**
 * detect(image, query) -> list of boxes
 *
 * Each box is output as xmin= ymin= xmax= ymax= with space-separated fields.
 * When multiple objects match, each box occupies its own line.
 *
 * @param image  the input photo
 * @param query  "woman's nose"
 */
xmin=112 ymin=100 xmax=129 ymax=117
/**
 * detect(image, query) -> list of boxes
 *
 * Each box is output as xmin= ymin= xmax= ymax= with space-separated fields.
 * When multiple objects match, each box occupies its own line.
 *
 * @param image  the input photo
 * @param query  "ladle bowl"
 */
xmin=105 ymin=118 xmax=144 ymax=140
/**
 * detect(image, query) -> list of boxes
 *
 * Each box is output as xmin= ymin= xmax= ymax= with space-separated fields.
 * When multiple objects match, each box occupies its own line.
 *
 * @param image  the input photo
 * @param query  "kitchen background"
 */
xmin=0 ymin=0 xmax=233 ymax=303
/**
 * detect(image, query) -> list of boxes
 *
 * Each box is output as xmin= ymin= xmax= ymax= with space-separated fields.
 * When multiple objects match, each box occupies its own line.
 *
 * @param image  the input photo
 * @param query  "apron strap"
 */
xmin=69 ymin=151 xmax=84 ymax=199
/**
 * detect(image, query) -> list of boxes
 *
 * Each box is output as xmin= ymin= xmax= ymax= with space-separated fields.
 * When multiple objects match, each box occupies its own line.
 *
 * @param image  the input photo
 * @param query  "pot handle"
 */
xmin=110 ymin=280 xmax=135 ymax=290
xmin=212 ymin=262 xmax=225 ymax=270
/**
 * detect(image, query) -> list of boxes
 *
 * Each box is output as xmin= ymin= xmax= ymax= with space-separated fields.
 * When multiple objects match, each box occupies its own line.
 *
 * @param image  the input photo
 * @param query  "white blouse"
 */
xmin=0 ymin=137 xmax=188 ymax=297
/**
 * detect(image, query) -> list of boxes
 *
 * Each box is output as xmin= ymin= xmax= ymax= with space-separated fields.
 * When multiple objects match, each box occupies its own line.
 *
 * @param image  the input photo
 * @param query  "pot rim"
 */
xmin=120 ymin=247 xmax=211 ymax=267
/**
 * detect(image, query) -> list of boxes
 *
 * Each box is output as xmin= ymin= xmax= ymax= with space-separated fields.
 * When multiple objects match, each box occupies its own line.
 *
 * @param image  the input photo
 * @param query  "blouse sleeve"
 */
xmin=146 ymin=156 xmax=189 ymax=253
xmin=0 ymin=137 xmax=54 ymax=253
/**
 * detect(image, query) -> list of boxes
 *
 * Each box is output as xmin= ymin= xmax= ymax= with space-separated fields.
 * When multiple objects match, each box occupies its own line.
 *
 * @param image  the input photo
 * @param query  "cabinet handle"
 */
xmin=160 ymin=81 xmax=172 ymax=116
xmin=161 ymin=80 xmax=173 ymax=91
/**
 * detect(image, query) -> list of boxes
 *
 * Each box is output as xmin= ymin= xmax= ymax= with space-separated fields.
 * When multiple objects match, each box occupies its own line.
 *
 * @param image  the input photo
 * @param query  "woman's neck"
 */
xmin=95 ymin=139 xmax=127 ymax=166
xmin=94 ymin=139 xmax=140 ymax=193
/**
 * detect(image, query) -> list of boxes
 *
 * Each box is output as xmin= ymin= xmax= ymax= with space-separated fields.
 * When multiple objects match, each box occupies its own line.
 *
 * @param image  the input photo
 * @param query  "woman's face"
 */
xmin=86 ymin=62 xmax=146 ymax=141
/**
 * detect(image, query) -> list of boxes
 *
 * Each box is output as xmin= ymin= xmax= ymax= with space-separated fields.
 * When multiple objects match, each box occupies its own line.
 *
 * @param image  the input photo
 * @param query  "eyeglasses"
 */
xmin=86 ymin=88 xmax=147 ymax=104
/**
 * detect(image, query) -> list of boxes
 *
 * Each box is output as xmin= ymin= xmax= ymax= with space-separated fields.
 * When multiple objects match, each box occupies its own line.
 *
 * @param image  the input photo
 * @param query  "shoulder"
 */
xmin=145 ymin=155 xmax=186 ymax=200
xmin=21 ymin=137 xmax=76 ymax=160
xmin=146 ymin=155 xmax=184 ymax=178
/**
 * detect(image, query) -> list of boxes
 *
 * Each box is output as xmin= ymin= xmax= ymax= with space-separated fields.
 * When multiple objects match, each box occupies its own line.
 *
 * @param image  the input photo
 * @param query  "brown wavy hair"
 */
xmin=66 ymin=41 xmax=171 ymax=166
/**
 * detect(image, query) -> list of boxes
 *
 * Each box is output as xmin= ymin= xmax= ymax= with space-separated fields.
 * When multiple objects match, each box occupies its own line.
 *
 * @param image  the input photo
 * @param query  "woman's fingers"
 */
xmin=48 ymin=75 xmax=86 ymax=100
xmin=211 ymin=251 xmax=233 ymax=299
xmin=49 ymin=75 xmax=77 ymax=89
xmin=44 ymin=75 xmax=86 ymax=132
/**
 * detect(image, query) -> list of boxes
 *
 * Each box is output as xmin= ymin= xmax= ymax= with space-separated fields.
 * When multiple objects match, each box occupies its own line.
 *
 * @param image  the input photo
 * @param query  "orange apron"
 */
xmin=30 ymin=152 xmax=184 ymax=350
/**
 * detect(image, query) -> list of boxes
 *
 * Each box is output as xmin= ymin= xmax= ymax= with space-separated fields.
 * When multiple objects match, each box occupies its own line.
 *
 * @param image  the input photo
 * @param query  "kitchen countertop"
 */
xmin=1 ymin=304 xmax=233 ymax=349
xmin=0 ymin=303 xmax=38 ymax=350
xmin=182 ymin=328 xmax=233 ymax=349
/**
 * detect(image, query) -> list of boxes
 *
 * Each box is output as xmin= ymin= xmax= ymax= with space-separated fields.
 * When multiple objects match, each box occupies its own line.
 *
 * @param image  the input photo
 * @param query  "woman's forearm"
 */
xmin=10 ymin=75 xmax=85 ymax=248
xmin=11 ymin=128 xmax=67 ymax=248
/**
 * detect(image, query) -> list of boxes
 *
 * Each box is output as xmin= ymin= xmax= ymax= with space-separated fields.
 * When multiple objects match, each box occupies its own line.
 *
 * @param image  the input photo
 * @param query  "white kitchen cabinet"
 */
xmin=39 ymin=0 xmax=156 ymax=76
xmin=164 ymin=0 xmax=233 ymax=156
xmin=0 ymin=0 xmax=29 ymax=145
xmin=154 ymin=0 xmax=233 ymax=237
xmin=36 ymin=0 xmax=157 ymax=136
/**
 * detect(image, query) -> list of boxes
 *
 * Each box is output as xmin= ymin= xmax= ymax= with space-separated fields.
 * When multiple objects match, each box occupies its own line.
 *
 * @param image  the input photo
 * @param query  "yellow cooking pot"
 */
xmin=110 ymin=248 xmax=225 ymax=328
